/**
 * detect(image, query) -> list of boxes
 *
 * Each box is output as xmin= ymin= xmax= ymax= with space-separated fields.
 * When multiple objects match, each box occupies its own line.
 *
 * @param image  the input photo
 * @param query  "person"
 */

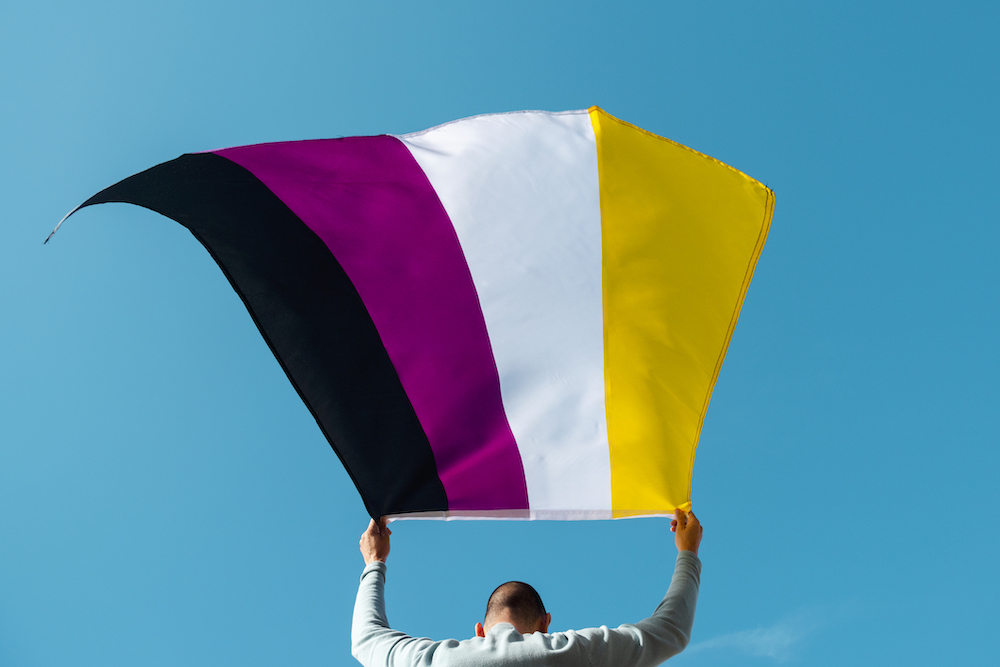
xmin=351 ymin=509 xmax=703 ymax=667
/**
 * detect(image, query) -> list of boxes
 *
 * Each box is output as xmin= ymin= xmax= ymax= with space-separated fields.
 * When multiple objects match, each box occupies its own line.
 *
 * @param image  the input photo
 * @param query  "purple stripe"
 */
xmin=215 ymin=137 xmax=528 ymax=511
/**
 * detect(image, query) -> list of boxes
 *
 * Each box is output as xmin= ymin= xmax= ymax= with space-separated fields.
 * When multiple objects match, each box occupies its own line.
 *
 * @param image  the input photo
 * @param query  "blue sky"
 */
xmin=2 ymin=1 xmax=998 ymax=665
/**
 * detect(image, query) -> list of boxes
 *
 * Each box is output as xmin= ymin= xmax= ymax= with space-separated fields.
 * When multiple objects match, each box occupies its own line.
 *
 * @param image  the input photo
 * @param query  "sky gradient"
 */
xmin=2 ymin=1 xmax=998 ymax=665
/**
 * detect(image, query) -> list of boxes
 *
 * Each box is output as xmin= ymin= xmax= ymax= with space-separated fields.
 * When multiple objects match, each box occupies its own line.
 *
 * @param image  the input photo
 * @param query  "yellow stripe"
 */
xmin=589 ymin=107 xmax=774 ymax=517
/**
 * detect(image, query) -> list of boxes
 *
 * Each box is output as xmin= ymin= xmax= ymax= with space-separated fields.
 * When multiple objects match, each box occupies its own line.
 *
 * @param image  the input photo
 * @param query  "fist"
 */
xmin=360 ymin=517 xmax=391 ymax=565
xmin=670 ymin=509 xmax=702 ymax=556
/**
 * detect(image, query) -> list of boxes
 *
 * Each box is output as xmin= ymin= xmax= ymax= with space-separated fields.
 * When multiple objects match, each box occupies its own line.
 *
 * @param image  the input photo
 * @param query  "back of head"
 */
xmin=484 ymin=581 xmax=547 ymax=631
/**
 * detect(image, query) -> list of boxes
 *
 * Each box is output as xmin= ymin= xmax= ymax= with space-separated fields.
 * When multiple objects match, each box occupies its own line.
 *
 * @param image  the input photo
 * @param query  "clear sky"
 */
xmin=2 ymin=1 xmax=998 ymax=665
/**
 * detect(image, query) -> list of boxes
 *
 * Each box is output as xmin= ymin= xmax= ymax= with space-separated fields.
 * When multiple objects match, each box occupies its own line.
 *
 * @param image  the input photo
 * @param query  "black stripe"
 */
xmin=78 ymin=152 xmax=449 ymax=518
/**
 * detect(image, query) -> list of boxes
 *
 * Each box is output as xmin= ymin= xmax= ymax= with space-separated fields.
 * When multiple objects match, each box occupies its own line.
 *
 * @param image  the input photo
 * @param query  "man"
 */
xmin=352 ymin=509 xmax=703 ymax=667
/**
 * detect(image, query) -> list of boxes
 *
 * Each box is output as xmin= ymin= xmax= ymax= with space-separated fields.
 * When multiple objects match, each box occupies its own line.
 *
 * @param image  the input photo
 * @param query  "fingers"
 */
xmin=685 ymin=511 xmax=703 ymax=541
xmin=686 ymin=511 xmax=702 ymax=537
xmin=672 ymin=508 xmax=703 ymax=536
xmin=363 ymin=517 xmax=390 ymax=541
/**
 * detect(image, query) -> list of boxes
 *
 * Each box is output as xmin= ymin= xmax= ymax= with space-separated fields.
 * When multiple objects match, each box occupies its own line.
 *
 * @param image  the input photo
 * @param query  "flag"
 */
xmin=56 ymin=107 xmax=774 ymax=520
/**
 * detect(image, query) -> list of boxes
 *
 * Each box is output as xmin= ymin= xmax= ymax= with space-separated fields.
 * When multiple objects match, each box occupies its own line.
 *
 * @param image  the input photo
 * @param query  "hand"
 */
xmin=360 ymin=517 xmax=391 ymax=565
xmin=670 ymin=508 xmax=702 ymax=556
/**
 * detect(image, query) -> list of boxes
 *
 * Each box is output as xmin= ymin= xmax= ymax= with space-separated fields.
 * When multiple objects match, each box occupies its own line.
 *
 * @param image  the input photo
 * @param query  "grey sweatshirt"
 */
xmin=351 ymin=551 xmax=701 ymax=667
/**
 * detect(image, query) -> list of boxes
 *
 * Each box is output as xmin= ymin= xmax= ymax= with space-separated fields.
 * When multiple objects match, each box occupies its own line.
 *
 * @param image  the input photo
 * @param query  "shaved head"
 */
xmin=484 ymin=581 xmax=547 ymax=630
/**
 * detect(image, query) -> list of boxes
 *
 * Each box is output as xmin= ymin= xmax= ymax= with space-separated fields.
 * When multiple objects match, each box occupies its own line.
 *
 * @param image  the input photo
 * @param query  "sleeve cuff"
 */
xmin=676 ymin=550 xmax=701 ymax=569
xmin=361 ymin=560 xmax=387 ymax=582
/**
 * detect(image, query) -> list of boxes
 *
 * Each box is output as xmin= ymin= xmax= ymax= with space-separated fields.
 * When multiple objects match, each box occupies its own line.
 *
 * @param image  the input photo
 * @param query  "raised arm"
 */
xmin=353 ymin=518 xmax=398 ymax=665
xmin=351 ymin=518 xmax=441 ymax=667
xmin=572 ymin=509 xmax=703 ymax=667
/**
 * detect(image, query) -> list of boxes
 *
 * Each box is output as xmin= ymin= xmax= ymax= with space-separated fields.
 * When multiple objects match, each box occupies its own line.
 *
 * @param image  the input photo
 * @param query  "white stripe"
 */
xmin=397 ymin=110 xmax=611 ymax=512
xmin=389 ymin=510 xmax=674 ymax=522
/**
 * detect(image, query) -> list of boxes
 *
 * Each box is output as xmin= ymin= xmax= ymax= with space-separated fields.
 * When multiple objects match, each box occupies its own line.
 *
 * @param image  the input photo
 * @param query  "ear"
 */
xmin=539 ymin=612 xmax=551 ymax=633
xmin=475 ymin=622 xmax=486 ymax=638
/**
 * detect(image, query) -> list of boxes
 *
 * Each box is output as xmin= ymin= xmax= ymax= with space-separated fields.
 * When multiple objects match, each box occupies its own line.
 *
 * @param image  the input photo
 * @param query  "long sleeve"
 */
xmin=352 ymin=561 xmax=407 ymax=666
xmin=352 ymin=561 xmax=449 ymax=667
xmin=567 ymin=550 xmax=701 ymax=667
xmin=351 ymin=561 xmax=390 ymax=665
xmin=628 ymin=550 xmax=702 ymax=665
xmin=350 ymin=552 xmax=701 ymax=667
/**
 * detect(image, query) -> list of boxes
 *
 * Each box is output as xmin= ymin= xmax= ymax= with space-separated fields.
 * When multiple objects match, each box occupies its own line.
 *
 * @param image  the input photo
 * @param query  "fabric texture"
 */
xmin=59 ymin=107 xmax=774 ymax=520
xmin=351 ymin=552 xmax=701 ymax=667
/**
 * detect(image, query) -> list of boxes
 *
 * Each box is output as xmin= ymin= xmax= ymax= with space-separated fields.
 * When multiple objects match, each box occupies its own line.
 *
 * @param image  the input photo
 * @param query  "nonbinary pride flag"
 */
xmin=56 ymin=107 xmax=774 ymax=520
